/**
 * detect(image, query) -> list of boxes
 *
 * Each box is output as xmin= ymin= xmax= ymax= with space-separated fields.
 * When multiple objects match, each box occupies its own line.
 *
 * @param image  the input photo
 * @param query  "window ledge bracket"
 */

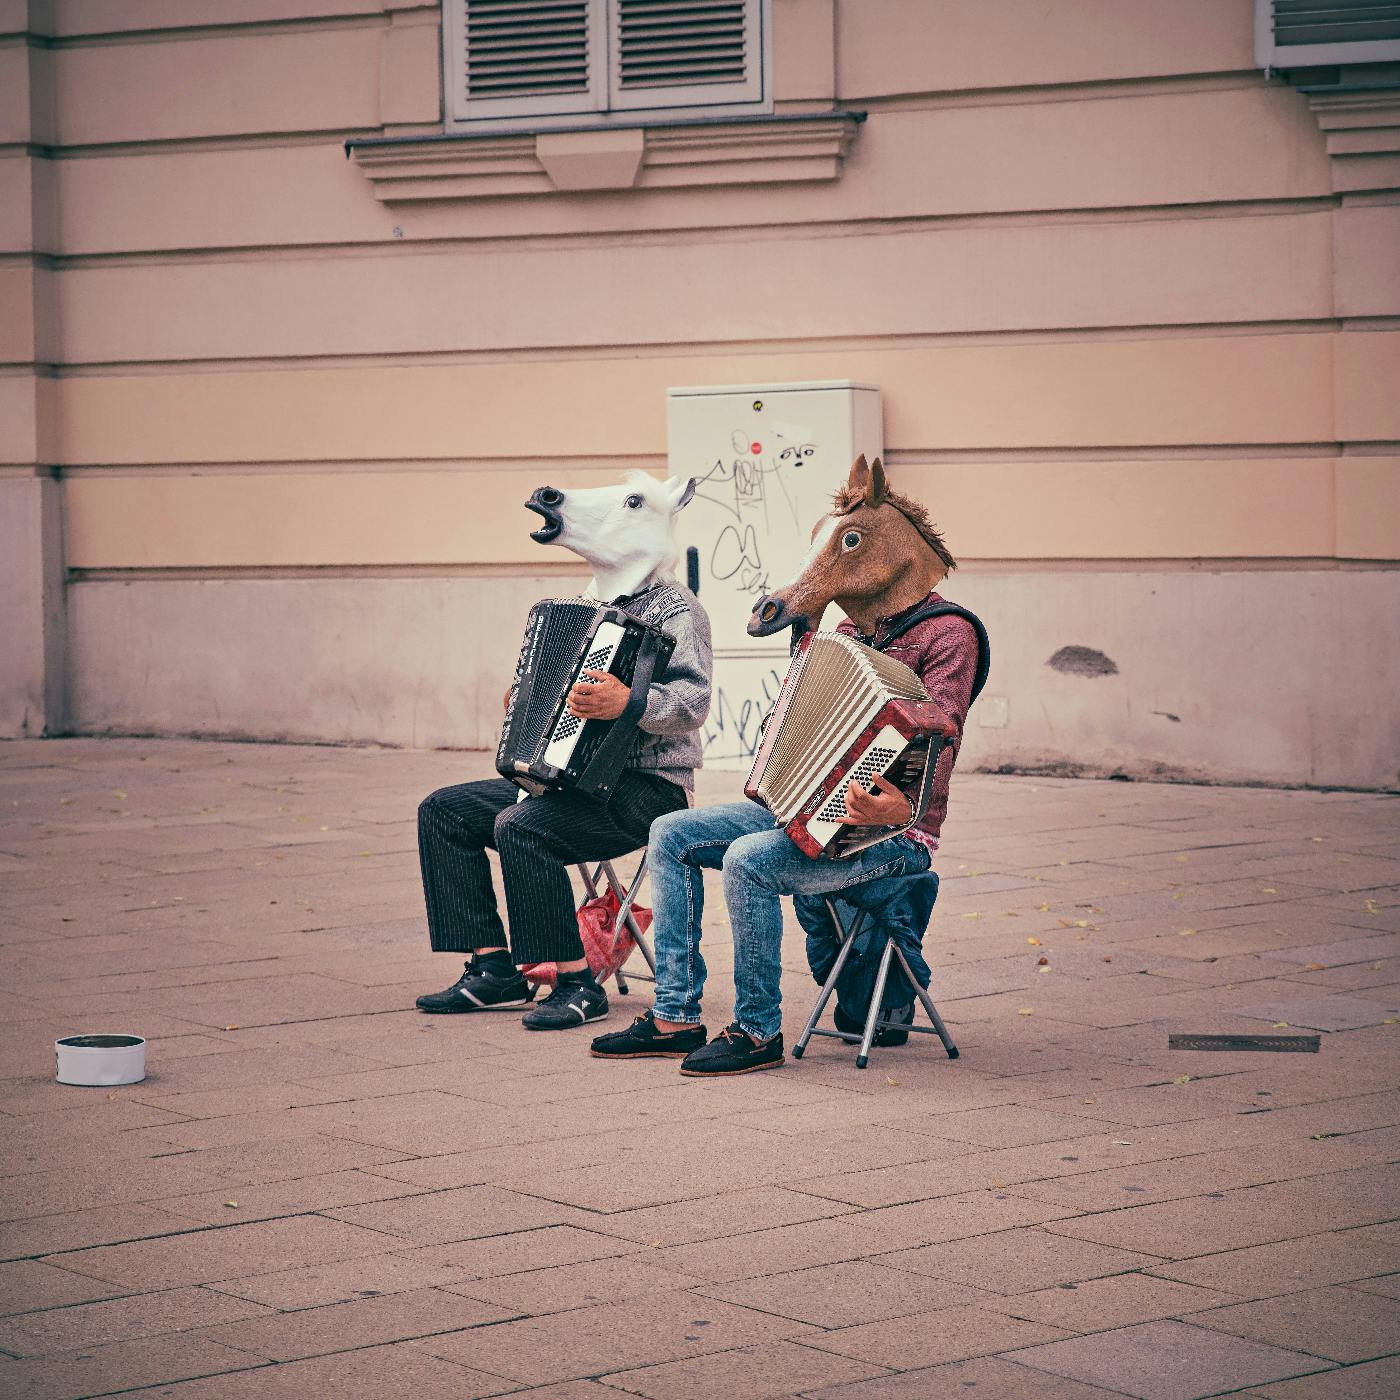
xmin=346 ymin=112 xmax=865 ymax=202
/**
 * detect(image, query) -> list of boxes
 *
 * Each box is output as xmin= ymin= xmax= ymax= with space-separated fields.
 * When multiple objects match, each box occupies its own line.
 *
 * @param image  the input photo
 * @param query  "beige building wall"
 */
xmin=2 ymin=0 xmax=1397 ymax=786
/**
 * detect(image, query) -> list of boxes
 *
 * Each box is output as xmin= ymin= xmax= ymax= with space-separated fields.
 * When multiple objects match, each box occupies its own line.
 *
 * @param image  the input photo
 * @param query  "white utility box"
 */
xmin=667 ymin=380 xmax=883 ymax=770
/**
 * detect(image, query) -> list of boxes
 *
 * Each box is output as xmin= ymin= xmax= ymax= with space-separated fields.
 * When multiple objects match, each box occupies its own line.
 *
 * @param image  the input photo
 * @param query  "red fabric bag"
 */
xmin=522 ymin=888 xmax=651 ymax=988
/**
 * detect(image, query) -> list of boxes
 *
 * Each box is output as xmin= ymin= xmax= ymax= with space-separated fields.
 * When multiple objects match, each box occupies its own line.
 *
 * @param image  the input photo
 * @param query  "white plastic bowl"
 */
xmin=55 ymin=1034 xmax=147 ymax=1086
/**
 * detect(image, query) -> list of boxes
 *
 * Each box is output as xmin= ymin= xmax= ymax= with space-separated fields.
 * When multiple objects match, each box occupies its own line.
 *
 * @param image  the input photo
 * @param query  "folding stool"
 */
xmin=792 ymin=882 xmax=958 ymax=1070
xmin=574 ymin=850 xmax=654 ymax=995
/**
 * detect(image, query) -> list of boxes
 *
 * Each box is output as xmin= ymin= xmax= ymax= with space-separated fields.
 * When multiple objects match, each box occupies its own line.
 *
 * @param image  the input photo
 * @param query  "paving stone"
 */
xmin=154 ymin=1169 xmax=429 ymax=1226
xmin=601 ymin=1338 xmax=889 ymax=1399
xmin=1148 ymin=1230 xmax=1400 ymax=1298
xmin=118 ymin=1340 xmax=519 ymax=1399
xmin=419 ymin=1290 xmax=814 ymax=1387
xmin=1184 ymin=1284 xmax=1400 ymax=1362
xmin=882 ymin=1226 xmax=1163 ymax=1295
xmin=49 ymin=1214 xmax=402 ymax=1290
xmin=0 ymin=1259 xmax=125 ymax=1315
xmin=803 ymin=1354 xmax=1128 ymax=1400
xmin=207 ymin=1250 xmax=475 ymax=1310
xmin=327 ymin=1184 xmax=588 ymax=1245
xmin=699 ymin=1260 xmax=986 ymax=1329
xmin=205 ymin=1286 xmax=515 ymax=1361
xmin=450 ymin=1257 xmax=700 ymax=1316
xmin=0 ymin=1285 xmax=273 ymax=1358
xmin=0 ymin=1330 xmax=262 ymax=1400
xmin=0 ymin=1204 xmax=206 ymax=1262
xmin=403 ymin=1226 xmax=636 ymax=1282
xmin=1245 ymin=1354 xmax=1400 ymax=1398
xmin=586 ymin=1187 xmax=860 ymax=1248
xmin=1233 ymin=995 xmax=1400 ymax=1032
xmin=987 ymin=1271 xmax=1237 ymax=1331
xmin=801 ymin=1302 xmax=1072 ymax=1369
xmin=1004 ymin=1319 xmax=1334 ymax=1399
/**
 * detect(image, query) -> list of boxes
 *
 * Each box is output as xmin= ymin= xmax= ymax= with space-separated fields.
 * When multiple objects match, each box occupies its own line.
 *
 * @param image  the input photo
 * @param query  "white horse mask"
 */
xmin=524 ymin=471 xmax=698 ymax=601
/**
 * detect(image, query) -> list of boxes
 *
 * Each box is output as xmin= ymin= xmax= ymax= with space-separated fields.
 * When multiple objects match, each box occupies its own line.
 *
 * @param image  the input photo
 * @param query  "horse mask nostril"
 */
xmin=758 ymin=599 xmax=783 ymax=623
xmin=538 ymin=487 xmax=563 ymax=506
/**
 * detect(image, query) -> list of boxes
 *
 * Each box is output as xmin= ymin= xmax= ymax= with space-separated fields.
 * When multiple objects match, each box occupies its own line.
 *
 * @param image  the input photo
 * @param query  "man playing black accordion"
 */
xmin=414 ymin=473 xmax=712 ymax=1031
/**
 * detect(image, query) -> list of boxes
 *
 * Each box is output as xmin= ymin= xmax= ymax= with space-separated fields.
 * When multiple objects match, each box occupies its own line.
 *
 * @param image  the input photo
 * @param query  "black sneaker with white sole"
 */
xmin=415 ymin=957 xmax=535 ymax=1013
xmin=591 ymin=1011 xmax=707 ymax=1059
xmin=678 ymin=1022 xmax=784 ymax=1076
xmin=521 ymin=972 xmax=609 ymax=1031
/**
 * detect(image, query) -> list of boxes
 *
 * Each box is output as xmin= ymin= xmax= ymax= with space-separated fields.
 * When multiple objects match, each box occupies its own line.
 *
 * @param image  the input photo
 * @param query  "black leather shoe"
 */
xmin=679 ymin=1022 xmax=784 ymax=1076
xmin=834 ymin=1000 xmax=915 ymax=1047
xmin=591 ymin=1011 xmax=707 ymax=1059
xmin=415 ymin=958 xmax=535 ymax=1013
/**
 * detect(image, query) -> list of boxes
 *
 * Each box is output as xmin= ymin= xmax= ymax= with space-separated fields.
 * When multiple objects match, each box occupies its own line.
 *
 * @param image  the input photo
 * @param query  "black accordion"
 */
xmin=496 ymin=597 xmax=675 ymax=799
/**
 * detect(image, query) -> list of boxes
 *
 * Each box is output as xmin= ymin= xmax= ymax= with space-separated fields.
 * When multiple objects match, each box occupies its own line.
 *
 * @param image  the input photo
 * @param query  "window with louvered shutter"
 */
xmin=444 ymin=0 xmax=767 ymax=130
xmin=1256 ymin=0 xmax=1400 ymax=68
xmin=608 ymin=0 xmax=763 ymax=111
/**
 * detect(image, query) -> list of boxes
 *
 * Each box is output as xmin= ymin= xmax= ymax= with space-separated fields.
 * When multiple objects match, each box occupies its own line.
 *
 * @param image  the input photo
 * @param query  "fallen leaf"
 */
xmin=1305 ymin=963 xmax=1326 ymax=972
xmin=224 ymin=1025 xmax=239 ymax=1032
xmin=1178 ymin=928 xmax=1197 ymax=937
xmin=1037 ymin=956 xmax=1049 ymax=966
xmin=1103 ymin=956 xmax=1113 ymax=963
xmin=960 ymin=912 xmax=981 ymax=919
xmin=1364 ymin=899 xmax=1380 ymax=914
xmin=1173 ymin=1075 xmax=1192 ymax=1085
xmin=1174 ymin=855 xmax=1188 ymax=863
xmin=1038 ymin=965 xmax=1052 ymax=973
xmin=1027 ymin=937 xmax=1042 ymax=946
xmin=224 ymin=1201 xmax=239 ymax=1209
xmin=1037 ymin=902 xmax=1050 ymax=912
xmin=885 ymin=1076 xmax=900 ymax=1087
xmin=1082 ymin=1099 xmax=1095 ymax=1104
xmin=1074 ymin=920 xmax=1089 ymax=928
xmin=1111 ymin=1140 xmax=1133 ymax=1146
xmin=1272 ymin=1021 xmax=1290 ymax=1028
xmin=1058 ymin=919 xmax=1072 ymax=928
xmin=1262 ymin=887 xmax=1278 ymax=895
xmin=1018 ymin=1008 xmax=1034 ymax=1016
xmin=1384 ymin=1018 xmax=1398 ymax=1026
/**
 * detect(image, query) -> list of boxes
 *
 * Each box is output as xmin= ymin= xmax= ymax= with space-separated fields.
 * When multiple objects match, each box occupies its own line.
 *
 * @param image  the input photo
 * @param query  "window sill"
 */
xmin=345 ymin=111 xmax=864 ymax=202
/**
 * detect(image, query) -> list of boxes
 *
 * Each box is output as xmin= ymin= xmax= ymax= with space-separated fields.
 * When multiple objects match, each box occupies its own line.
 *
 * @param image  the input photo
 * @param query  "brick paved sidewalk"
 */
xmin=1 ymin=739 xmax=1397 ymax=1400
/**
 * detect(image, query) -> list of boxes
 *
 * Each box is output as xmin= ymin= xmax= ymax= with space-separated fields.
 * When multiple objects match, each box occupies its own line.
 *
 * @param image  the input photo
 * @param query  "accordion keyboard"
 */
xmin=541 ymin=621 xmax=626 ymax=770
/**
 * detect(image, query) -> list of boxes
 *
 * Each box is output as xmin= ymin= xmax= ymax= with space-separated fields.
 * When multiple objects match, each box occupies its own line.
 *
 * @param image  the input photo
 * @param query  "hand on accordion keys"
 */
xmin=566 ymin=668 xmax=631 ymax=721
xmin=838 ymin=773 xmax=916 ymax=828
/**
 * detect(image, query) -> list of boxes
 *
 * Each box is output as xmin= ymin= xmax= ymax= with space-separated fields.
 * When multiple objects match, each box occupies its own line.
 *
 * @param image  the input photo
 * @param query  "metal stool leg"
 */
xmin=892 ymin=941 xmax=959 ymax=1059
xmin=856 ymin=938 xmax=897 ymax=1070
xmin=792 ymin=908 xmax=864 ymax=1059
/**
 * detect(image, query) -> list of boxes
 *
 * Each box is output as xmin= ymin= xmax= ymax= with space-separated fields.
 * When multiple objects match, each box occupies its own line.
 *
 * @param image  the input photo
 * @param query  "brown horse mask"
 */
xmin=748 ymin=455 xmax=956 ymax=639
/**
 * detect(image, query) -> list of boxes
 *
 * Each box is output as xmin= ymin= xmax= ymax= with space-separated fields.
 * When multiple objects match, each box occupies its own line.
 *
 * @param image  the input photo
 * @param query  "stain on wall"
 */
xmin=1047 ymin=645 xmax=1119 ymax=677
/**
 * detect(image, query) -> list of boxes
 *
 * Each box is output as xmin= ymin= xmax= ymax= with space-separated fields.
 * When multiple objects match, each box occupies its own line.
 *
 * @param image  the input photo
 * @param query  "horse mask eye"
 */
xmin=841 ymin=530 xmax=862 ymax=551
xmin=624 ymin=494 xmax=644 ymax=510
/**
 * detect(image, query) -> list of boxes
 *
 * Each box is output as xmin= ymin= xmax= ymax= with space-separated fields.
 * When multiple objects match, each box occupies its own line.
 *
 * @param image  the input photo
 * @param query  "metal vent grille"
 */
xmin=464 ymin=0 xmax=591 ymax=99
xmin=1272 ymin=1 xmax=1400 ymax=48
xmin=616 ymin=0 xmax=747 ymax=89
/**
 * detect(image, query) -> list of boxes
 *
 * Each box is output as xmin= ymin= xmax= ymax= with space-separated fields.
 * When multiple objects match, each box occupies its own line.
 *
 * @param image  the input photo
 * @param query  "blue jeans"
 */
xmin=647 ymin=800 xmax=932 ymax=1041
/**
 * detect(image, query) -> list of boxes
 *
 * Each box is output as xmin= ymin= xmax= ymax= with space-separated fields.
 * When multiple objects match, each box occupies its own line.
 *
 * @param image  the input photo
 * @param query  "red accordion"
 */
xmin=744 ymin=632 xmax=956 ymax=860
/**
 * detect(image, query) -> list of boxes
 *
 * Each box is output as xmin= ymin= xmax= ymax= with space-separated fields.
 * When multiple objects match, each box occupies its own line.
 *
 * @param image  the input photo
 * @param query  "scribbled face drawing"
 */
xmin=747 ymin=455 xmax=956 ymax=637
xmin=524 ymin=471 xmax=697 ymax=581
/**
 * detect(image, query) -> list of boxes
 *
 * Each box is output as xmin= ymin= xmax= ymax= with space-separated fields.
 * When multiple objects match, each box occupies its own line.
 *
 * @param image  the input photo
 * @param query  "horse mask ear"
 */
xmin=665 ymin=475 xmax=697 ymax=513
xmin=845 ymin=454 xmax=888 ymax=507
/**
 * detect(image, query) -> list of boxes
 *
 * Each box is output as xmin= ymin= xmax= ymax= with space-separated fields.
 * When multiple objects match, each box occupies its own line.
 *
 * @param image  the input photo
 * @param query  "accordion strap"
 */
xmin=874 ymin=602 xmax=991 ymax=706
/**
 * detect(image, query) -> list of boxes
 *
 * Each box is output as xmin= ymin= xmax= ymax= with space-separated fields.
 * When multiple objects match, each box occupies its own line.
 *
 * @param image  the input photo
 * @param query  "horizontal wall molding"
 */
xmin=66 ymin=557 xmax=1400 ymax=584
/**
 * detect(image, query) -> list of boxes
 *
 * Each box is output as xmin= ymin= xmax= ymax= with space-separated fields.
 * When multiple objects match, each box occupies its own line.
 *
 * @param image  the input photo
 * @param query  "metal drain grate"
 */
xmin=1169 ymin=1032 xmax=1321 ymax=1053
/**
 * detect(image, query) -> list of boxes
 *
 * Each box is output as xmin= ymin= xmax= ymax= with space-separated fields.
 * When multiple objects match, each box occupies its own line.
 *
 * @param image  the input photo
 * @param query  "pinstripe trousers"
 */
xmin=417 ymin=773 xmax=687 ymax=965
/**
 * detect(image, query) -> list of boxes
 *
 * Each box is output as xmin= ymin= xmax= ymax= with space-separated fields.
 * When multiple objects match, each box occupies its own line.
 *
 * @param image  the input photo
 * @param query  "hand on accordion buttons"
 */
xmin=566 ymin=669 xmax=630 ymax=721
xmin=839 ymin=773 xmax=915 ymax=827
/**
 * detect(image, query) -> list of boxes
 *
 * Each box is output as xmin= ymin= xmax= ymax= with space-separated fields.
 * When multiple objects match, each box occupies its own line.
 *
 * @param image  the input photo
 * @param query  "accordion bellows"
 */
xmin=745 ymin=632 xmax=956 ymax=859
